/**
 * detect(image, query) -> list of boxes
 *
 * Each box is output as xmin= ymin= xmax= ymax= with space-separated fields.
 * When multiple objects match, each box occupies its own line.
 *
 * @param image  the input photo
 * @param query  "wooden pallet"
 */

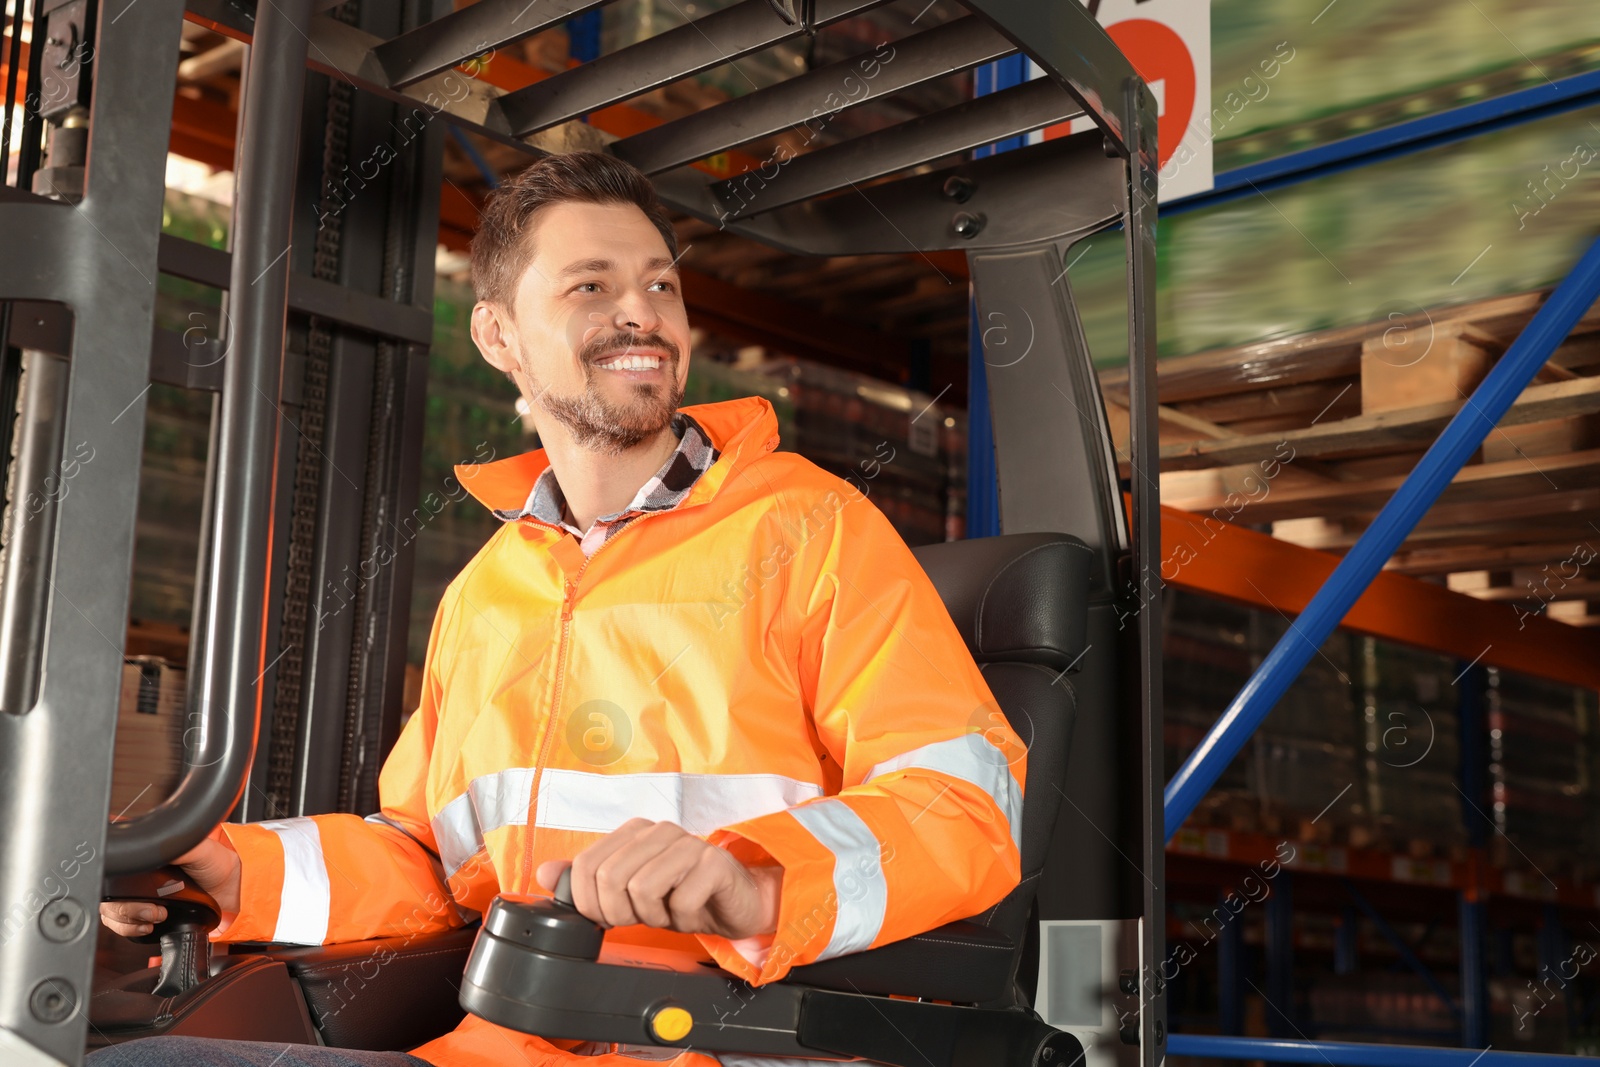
xmin=1100 ymin=288 xmax=1600 ymax=621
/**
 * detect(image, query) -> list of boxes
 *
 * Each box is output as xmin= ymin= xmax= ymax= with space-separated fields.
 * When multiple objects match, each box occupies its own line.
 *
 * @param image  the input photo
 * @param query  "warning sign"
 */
xmin=1026 ymin=0 xmax=1213 ymax=202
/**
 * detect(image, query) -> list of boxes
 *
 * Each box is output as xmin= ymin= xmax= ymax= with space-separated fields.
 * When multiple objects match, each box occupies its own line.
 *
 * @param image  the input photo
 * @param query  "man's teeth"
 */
xmin=598 ymin=355 xmax=661 ymax=371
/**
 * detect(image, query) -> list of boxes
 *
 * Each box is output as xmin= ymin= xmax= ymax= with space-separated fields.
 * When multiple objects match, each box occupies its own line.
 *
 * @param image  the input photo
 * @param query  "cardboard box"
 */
xmin=110 ymin=656 xmax=186 ymax=819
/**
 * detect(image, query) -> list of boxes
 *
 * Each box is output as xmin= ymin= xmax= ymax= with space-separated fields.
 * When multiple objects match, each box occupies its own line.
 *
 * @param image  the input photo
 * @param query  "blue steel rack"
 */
xmin=967 ymin=48 xmax=1600 ymax=1066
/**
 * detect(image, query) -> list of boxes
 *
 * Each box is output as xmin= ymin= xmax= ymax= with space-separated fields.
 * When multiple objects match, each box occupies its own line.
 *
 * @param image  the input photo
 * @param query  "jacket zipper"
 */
xmin=518 ymin=516 xmax=640 ymax=895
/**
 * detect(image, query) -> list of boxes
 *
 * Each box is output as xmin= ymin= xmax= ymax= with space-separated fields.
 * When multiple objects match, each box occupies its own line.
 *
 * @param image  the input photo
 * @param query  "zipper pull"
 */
xmin=561 ymin=580 xmax=577 ymax=622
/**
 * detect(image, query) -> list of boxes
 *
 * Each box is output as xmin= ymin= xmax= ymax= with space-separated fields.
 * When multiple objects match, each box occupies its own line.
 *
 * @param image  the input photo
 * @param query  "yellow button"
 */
xmin=651 ymin=1006 xmax=694 ymax=1042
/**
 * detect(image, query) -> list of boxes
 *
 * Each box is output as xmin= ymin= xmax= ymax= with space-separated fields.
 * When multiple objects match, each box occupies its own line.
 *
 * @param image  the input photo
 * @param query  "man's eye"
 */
xmin=649 ymin=281 xmax=676 ymax=293
xmin=574 ymin=282 xmax=602 ymax=294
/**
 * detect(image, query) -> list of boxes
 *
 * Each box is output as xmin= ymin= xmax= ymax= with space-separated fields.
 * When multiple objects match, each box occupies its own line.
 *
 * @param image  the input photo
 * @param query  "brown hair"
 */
xmin=469 ymin=151 xmax=678 ymax=308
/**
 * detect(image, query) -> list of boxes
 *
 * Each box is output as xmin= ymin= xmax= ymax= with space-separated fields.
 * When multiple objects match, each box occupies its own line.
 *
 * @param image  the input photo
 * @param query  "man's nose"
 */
xmin=610 ymin=286 xmax=662 ymax=334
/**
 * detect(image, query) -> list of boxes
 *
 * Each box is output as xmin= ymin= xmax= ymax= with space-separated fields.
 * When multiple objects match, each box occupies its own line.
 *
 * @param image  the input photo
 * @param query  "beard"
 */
xmin=523 ymin=330 xmax=686 ymax=456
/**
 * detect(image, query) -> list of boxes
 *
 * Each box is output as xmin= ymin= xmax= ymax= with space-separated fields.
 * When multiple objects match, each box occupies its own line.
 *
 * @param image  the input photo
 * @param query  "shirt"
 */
xmin=492 ymin=410 xmax=720 ymax=557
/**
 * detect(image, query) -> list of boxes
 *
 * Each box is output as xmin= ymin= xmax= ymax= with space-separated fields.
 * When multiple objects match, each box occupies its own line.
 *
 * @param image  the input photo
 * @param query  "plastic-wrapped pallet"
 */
xmin=111 ymin=657 xmax=187 ymax=819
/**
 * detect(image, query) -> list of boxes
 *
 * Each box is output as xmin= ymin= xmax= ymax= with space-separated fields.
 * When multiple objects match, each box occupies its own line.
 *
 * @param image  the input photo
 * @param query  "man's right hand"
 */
xmin=99 ymin=826 xmax=243 ymax=938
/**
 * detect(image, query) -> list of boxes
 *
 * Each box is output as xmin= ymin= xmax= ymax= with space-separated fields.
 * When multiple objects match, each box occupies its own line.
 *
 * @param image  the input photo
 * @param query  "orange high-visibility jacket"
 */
xmin=215 ymin=396 xmax=1027 ymax=1067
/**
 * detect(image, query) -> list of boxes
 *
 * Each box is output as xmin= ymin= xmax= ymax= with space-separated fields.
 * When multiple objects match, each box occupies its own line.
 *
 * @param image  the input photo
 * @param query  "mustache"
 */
xmin=580 ymin=331 xmax=681 ymax=364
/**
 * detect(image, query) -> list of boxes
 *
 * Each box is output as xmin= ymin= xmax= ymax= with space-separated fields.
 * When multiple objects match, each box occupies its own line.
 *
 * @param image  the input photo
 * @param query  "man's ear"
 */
xmin=470 ymin=301 xmax=521 ymax=378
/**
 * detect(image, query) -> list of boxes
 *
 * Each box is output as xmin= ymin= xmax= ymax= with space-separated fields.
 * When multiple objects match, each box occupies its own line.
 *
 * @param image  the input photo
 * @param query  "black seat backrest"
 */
xmin=908 ymin=532 xmax=1092 ymax=950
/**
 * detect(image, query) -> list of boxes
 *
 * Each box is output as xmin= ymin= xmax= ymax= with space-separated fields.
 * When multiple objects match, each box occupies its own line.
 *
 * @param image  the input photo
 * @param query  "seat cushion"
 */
xmin=263 ymin=926 xmax=478 ymax=1050
xmin=784 ymin=919 xmax=1016 ymax=1003
xmin=911 ymin=532 xmax=1092 ymax=673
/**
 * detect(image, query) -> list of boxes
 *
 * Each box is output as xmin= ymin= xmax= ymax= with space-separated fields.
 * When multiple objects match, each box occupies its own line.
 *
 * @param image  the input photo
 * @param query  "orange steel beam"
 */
xmin=1 ymin=34 xmax=28 ymax=107
xmin=1158 ymin=502 xmax=1600 ymax=692
xmin=170 ymin=93 xmax=236 ymax=170
xmin=438 ymin=179 xmax=479 ymax=252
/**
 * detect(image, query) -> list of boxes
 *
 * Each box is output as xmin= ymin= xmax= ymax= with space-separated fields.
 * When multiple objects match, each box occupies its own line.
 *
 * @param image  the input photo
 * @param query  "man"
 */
xmin=95 ymin=151 xmax=1026 ymax=1067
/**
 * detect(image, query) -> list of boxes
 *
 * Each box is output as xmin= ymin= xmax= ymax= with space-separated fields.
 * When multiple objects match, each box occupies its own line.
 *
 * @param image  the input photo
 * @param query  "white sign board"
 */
xmin=1025 ymin=0 xmax=1214 ymax=202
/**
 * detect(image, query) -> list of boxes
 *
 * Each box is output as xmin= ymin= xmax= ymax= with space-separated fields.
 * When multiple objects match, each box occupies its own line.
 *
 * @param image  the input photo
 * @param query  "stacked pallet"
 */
xmin=755 ymin=357 xmax=964 ymax=547
xmin=1357 ymin=639 xmax=1466 ymax=853
xmin=1164 ymin=590 xmax=1258 ymax=829
xmin=110 ymin=657 xmax=187 ymax=819
xmin=1166 ymin=589 xmax=1366 ymax=838
xmin=1252 ymin=619 xmax=1362 ymax=838
xmin=1487 ymin=668 xmax=1598 ymax=880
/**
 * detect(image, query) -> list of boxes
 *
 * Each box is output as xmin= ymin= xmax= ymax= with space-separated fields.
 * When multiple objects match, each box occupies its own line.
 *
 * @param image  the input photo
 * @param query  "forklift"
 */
xmin=0 ymin=0 xmax=1163 ymax=1063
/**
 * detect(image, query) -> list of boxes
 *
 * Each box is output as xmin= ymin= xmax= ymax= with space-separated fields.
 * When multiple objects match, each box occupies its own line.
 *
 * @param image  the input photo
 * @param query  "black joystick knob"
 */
xmin=553 ymin=866 xmax=576 ymax=908
xmin=102 ymin=866 xmax=222 ymax=997
xmin=483 ymin=865 xmax=604 ymax=962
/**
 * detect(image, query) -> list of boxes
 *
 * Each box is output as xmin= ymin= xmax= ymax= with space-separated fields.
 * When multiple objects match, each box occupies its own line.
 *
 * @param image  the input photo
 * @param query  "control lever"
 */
xmin=480 ymin=865 xmax=604 ymax=963
xmin=103 ymin=866 xmax=222 ymax=997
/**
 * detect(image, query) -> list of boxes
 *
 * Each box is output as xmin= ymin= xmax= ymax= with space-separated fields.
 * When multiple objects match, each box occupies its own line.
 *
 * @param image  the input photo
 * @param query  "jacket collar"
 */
xmin=453 ymin=395 xmax=781 ymax=518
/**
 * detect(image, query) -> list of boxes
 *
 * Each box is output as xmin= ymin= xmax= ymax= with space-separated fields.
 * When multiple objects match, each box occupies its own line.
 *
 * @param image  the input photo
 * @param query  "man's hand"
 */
xmin=536 ymin=819 xmax=781 ymax=941
xmin=99 ymin=826 xmax=242 ymax=938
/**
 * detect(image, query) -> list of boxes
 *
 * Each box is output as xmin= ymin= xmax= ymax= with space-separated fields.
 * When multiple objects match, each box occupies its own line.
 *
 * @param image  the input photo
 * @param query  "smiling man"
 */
xmin=94 ymin=152 xmax=1026 ymax=1067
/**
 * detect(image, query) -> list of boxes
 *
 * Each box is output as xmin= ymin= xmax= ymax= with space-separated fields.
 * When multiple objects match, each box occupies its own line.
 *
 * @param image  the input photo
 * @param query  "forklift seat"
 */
xmin=782 ymin=530 xmax=1091 ymax=1005
xmin=93 ymin=531 xmax=1092 ymax=1062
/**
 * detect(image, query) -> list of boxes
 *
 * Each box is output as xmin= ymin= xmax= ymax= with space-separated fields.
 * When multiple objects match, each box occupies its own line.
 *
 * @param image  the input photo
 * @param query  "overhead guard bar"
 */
xmin=374 ymin=0 xmax=609 ymax=89
xmin=1162 ymin=232 xmax=1600 ymax=842
xmin=105 ymin=0 xmax=314 ymax=873
xmin=709 ymin=77 xmax=1084 ymax=219
xmin=186 ymin=0 xmax=1144 ymax=255
xmin=495 ymin=0 xmax=889 ymax=138
xmin=611 ymin=16 xmax=1016 ymax=175
xmin=959 ymin=0 xmax=1136 ymax=149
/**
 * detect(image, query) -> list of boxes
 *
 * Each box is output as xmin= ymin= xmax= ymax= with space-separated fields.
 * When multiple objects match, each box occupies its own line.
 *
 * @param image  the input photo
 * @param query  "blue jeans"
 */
xmin=85 ymin=1037 xmax=434 ymax=1066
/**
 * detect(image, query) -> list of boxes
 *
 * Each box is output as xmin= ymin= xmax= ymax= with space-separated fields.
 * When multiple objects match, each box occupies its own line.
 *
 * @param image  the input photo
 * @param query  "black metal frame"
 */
xmin=0 ymin=0 xmax=1161 ymax=1062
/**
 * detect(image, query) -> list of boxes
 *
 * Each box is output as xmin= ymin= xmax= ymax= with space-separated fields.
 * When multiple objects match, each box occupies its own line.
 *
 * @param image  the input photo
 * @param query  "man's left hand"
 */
xmin=535 ymin=819 xmax=782 ymax=940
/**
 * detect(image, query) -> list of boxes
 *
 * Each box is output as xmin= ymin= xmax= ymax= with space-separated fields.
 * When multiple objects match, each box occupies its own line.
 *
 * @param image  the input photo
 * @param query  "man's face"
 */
xmin=474 ymin=200 xmax=691 ymax=455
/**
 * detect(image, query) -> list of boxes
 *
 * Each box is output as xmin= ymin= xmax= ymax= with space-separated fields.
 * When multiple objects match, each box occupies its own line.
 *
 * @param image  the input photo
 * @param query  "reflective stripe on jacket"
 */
xmin=215 ymin=395 xmax=1027 ymax=1067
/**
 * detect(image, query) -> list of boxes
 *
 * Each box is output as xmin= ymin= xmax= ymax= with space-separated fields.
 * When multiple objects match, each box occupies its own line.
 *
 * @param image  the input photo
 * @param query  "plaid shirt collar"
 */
xmin=493 ymin=411 xmax=719 ymax=554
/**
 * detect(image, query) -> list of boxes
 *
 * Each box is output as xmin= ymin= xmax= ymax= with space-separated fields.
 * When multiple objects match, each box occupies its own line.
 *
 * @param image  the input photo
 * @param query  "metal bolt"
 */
xmin=1118 ymin=969 xmax=1138 ymax=996
xmin=941 ymin=175 xmax=975 ymax=203
xmin=39 ymin=899 xmax=86 ymax=944
xmin=1155 ymin=1019 xmax=1165 ymax=1045
xmin=29 ymin=978 xmax=75 ymax=1024
xmin=952 ymin=212 xmax=985 ymax=239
